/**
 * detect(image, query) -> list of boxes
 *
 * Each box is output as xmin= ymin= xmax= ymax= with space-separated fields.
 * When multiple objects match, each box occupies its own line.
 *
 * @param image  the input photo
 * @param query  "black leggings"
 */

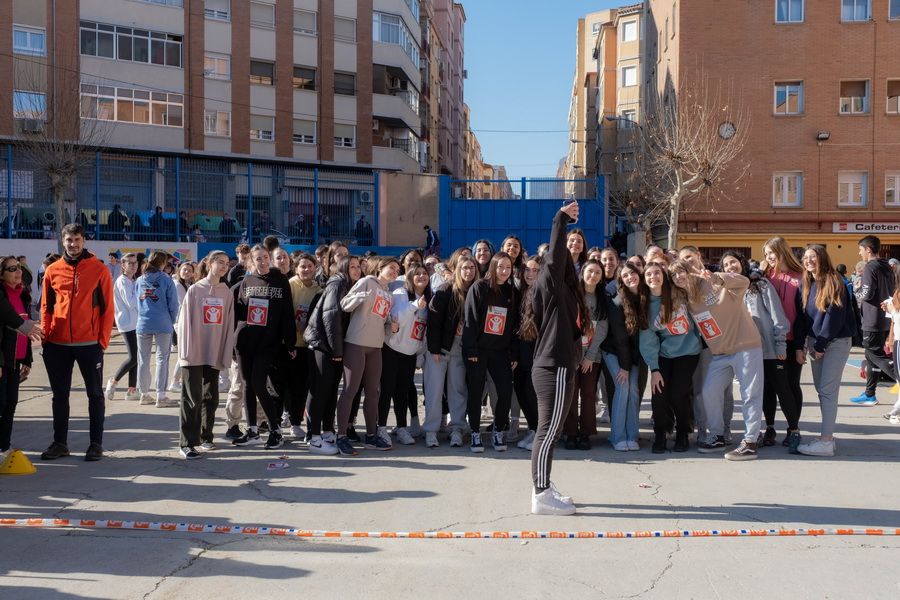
xmin=310 ymin=350 xmax=342 ymax=436
xmin=762 ymin=358 xmax=801 ymax=430
xmin=0 ymin=363 xmax=21 ymax=451
xmin=286 ymin=348 xmax=313 ymax=427
xmin=652 ymin=354 xmax=699 ymax=435
xmin=112 ymin=329 xmax=138 ymax=388
xmin=465 ymin=348 xmax=513 ymax=432
xmin=237 ymin=349 xmax=282 ymax=430
xmin=785 ymin=339 xmax=804 ymax=419
xmin=379 ymin=345 xmax=417 ymax=428
xmin=513 ymin=362 xmax=539 ymax=431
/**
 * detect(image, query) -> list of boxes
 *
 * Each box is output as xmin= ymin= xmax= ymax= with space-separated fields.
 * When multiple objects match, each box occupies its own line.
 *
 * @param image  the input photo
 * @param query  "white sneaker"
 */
xmin=450 ymin=429 xmax=463 ymax=447
xmin=425 ymin=432 xmax=439 ymax=448
xmin=139 ymin=393 xmax=155 ymax=406
xmin=408 ymin=416 xmax=424 ymax=438
xmin=506 ymin=419 xmax=520 ymax=442
xmin=156 ymin=397 xmax=179 ymax=408
xmin=377 ymin=426 xmax=392 ymax=445
xmin=322 ymin=431 xmax=336 ymax=444
xmin=797 ymin=438 xmax=835 ymax=457
xmin=104 ymin=380 xmax=116 ymax=402
xmin=308 ymin=435 xmax=339 ymax=455
xmin=492 ymin=430 xmax=507 ymax=451
xmin=167 ymin=380 xmax=181 ymax=392
xmin=549 ymin=481 xmax=574 ymax=505
xmin=200 ymin=441 xmax=215 ymax=451
xmin=892 ymin=415 xmax=900 ymax=425
xmin=290 ymin=425 xmax=306 ymax=440
xmin=613 ymin=441 xmax=629 ymax=452
xmin=517 ymin=429 xmax=536 ymax=450
xmin=532 ymin=488 xmax=576 ymax=516
xmin=597 ymin=402 xmax=610 ymax=424
xmin=125 ymin=389 xmax=140 ymax=402
xmin=396 ymin=427 xmax=415 ymax=445
xmin=626 ymin=440 xmax=640 ymax=451
xmin=280 ymin=412 xmax=291 ymax=429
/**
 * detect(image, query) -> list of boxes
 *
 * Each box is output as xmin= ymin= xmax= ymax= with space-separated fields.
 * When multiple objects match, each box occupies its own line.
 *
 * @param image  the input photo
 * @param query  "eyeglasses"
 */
xmin=3 ymin=265 xmax=19 ymax=273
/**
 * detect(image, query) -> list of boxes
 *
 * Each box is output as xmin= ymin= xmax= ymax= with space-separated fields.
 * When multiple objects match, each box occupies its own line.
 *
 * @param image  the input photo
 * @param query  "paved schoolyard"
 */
xmin=2 ymin=335 xmax=900 ymax=599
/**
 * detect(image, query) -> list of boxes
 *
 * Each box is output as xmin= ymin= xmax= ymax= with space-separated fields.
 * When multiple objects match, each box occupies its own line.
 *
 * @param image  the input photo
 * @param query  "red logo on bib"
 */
xmin=411 ymin=320 xmax=426 ymax=341
xmin=372 ymin=293 xmax=391 ymax=319
xmin=484 ymin=306 xmax=507 ymax=336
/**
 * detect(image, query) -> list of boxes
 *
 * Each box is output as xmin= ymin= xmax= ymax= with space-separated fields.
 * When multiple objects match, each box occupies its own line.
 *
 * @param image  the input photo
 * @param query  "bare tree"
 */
xmin=634 ymin=69 xmax=750 ymax=249
xmin=12 ymin=58 xmax=110 ymax=250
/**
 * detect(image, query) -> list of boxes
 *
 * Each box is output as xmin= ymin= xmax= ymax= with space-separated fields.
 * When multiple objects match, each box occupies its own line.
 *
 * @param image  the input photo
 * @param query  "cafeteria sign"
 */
xmin=833 ymin=222 xmax=900 ymax=233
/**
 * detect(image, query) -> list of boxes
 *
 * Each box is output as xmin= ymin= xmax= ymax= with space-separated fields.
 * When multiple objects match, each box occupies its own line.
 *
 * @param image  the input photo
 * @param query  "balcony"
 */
xmin=373 ymin=92 xmax=420 ymax=130
xmin=373 ymin=144 xmax=421 ymax=173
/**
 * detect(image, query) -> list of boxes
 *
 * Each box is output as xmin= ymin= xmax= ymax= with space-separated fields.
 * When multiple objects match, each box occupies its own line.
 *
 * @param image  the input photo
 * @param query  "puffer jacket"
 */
xmin=426 ymin=282 xmax=463 ymax=355
xmin=304 ymin=273 xmax=351 ymax=356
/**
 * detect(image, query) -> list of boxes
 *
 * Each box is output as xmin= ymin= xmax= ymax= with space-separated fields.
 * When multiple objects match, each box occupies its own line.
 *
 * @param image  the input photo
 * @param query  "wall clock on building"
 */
xmin=718 ymin=121 xmax=736 ymax=140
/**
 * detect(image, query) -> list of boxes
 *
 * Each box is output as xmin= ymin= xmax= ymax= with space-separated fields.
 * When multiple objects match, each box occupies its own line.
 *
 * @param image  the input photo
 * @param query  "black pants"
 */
xmin=465 ymin=348 xmax=513 ymax=432
xmin=236 ymin=349 xmax=281 ymax=430
xmin=287 ymin=347 xmax=313 ymax=427
xmin=762 ymin=358 xmax=801 ymax=430
xmin=530 ymin=365 xmax=577 ymax=490
xmin=43 ymin=342 xmax=105 ymax=446
xmin=379 ymin=345 xmax=417 ymax=428
xmin=513 ymin=362 xmax=539 ymax=431
xmin=863 ymin=330 xmax=895 ymax=396
xmin=180 ymin=365 xmax=219 ymax=447
xmin=112 ymin=329 xmax=138 ymax=388
xmin=652 ymin=354 xmax=699 ymax=435
xmin=0 ymin=363 xmax=21 ymax=451
xmin=310 ymin=350 xmax=342 ymax=436
xmin=785 ymin=339 xmax=804 ymax=418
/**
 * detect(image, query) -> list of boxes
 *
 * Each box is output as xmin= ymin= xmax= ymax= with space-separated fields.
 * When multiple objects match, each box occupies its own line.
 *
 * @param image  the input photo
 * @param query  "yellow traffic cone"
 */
xmin=0 ymin=449 xmax=37 ymax=475
xmin=890 ymin=383 xmax=899 ymax=395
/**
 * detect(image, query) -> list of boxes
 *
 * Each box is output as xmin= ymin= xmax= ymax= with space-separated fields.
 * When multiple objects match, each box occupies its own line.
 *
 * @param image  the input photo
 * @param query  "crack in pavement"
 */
xmin=142 ymin=537 xmax=243 ymax=599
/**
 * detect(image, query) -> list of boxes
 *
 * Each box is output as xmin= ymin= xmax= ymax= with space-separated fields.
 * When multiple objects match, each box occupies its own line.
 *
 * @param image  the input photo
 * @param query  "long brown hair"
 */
xmin=668 ymin=259 xmax=702 ymax=305
xmin=519 ymin=250 xmax=593 ymax=342
xmin=801 ymin=244 xmax=845 ymax=312
xmin=143 ymin=251 xmax=168 ymax=273
xmin=484 ymin=251 xmax=513 ymax=293
xmin=452 ymin=256 xmax=478 ymax=321
xmin=618 ymin=261 xmax=648 ymax=335
xmin=643 ymin=261 xmax=676 ymax=325
xmin=197 ymin=250 xmax=228 ymax=279
xmin=323 ymin=241 xmax=347 ymax=277
xmin=763 ymin=236 xmax=803 ymax=276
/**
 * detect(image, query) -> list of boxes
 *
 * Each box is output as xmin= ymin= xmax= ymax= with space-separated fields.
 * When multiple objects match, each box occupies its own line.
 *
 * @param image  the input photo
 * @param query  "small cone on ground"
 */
xmin=890 ymin=383 xmax=899 ymax=395
xmin=0 ymin=449 xmax=37 ymax=475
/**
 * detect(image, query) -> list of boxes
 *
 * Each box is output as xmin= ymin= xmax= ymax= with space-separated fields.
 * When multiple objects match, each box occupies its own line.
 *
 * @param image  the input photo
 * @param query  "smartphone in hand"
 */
xmin=563 ymin=199 xmax=579 ymax=224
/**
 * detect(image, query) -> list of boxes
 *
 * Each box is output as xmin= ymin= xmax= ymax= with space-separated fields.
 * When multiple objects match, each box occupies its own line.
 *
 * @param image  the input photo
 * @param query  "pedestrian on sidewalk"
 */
xmin=135 ymin=251 xmax=179 ymax=408
xmin=40 ymin=223 xmax=114 ymax=462
xmin=105 ymin=253 xmax=140 ymax=403
xmin=168 ymin=260 xmax=195 ymax=393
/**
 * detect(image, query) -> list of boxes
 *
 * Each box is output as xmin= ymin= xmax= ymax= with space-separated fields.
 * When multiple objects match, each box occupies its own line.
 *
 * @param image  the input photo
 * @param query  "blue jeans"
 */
xmin=604 ymin=352 xmax=640 ymax=444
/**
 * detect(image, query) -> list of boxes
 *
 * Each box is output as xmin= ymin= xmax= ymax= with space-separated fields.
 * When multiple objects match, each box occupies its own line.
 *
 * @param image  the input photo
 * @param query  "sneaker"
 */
xmin=577 ymin=434 xmax=591 ymax=451
xmin=506 ymin=419 xmax=520 ymax=442
xmin=365 ymin=433 xmax=393 ymax=451
xmin=725 ymin=440 xmax=758 ymax=461
xmin=517 ymin=429 xmax=536 ymax=450
xmin=597 ymin=402 xmax=610 ymax=424
xmin=470 ymin=432 xmax=484 ymax=453
xmin=492 ymin=430 xmax=507 ymax=451
xmin=85 ymin=442 xmax=104 ymax=462
xmin=626 ymin=440 xmax=640 ymax=451
xmin=787 ymin=431 xmax=802 ymax=454
xmin=376 ymin=427 xmax=393 ymax=447
xmin=891 ymin=415 xmax=900 ymax=425
xmin=450 ymin=429 xmax=463 ymax=448
xmin=308 ymin=435 xmax=339 ymax=455
xmin=167 ymin=380 xmax=181 ymax=392
xmin=139 ymin=393 xmax=155 ymax=405
xmin=322 ymin=431 xmax=336 ymax=444
xmin=180 ymin=446 xmax=201 ymax=460
xmin=408 ymin=416 xmax=424 ymax=438
xmin=549 ymin=482 xmax=574 ymax=505
xmin=156 ymin=398 xmax=179 ymax=408
xmin=40 ymin=441 xmax=70 ymax=461
xmin=723 ymin=427 xmax=733 ymax=445
xmin=258 ymin=421 xmax=270 ymax=433
xmin=425 ymin=432 xmax=439 ymax=448
xmin=265 ymin=431 xmax=284 ymax=449
xmin=336 ymin=436 xmax=357 ymax=456
xmin=763 ymin=427 xmax=777 ymax=447
xmin=125 ymin=389 xmax=140 ymax=402
xmin=673 ymin=432 xmax=689 ymax=453
xmin=697 ymin=435 xmax=727 ymax=453
xmin=224 ymin=425 xmax=243 ymax=440
xmin=849 ymin=393 xmax=878 ymax=406
xmin=531 ymin=488 xmax=576 ymax=516
xmin=564 ymin=435 xmax=577 ymax=450
xmin=104 ymin=380 xmax=116 ymax=402
xmin=651 ymin=433 xmax=667 ymax=454
xmin=232 ymin=429 xmax=263 ymax=446
xmin=797 ymin=438 xmax=835 ymax=457
xmin=280 ymin=413 xmax=291 ymax=429
xmin=200 ymin=441 xmax=215 ymax=451
xmin=290 ymin=425 xmax=306 ymax=440
xmin=346 ymin=426 xmax=361 ymax=443
xmin=396 ymin=427 xmax=416 ymax=445
xmin=613 ymin=441 xmax=629 ymax=452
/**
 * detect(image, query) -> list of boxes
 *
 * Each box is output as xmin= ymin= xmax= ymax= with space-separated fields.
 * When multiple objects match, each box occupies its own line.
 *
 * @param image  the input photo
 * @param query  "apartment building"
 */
xmin=461 ymin=102 xmax=484 ymax=198
xmin=430 ymin=0 xmax=465 ymax=176
xmin=648 ymin=0 xmax=900 ymax=264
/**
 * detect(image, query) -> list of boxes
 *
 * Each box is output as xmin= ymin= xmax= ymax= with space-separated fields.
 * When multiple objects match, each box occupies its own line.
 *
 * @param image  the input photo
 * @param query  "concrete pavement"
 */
xmin=2 ymin=335 xmax=900 ymax=599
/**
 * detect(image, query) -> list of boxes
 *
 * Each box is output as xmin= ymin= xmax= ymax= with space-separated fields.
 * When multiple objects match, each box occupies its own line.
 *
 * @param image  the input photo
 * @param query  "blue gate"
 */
xmin=438 ymin=176 xmax=606 ymax=256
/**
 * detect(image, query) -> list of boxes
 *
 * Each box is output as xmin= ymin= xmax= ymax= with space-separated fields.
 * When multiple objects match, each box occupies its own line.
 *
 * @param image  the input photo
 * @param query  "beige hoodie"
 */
xmin=687 ymin=272 xmax=761 ymax=356
xmin=340 ymin=276 xmax=392 ymax=348
xmin=175 ymin=277 xmax=236 ymax=371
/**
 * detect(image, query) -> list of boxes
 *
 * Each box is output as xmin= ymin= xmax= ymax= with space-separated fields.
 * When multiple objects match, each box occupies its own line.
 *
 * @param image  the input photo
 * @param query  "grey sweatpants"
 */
xmin=807 ymin=336 xmax=852 ymax=438
xmin=702 ymin=347 xmax=764 ymax=443
xmin=423 ymin=352 xmax=468 ymax=433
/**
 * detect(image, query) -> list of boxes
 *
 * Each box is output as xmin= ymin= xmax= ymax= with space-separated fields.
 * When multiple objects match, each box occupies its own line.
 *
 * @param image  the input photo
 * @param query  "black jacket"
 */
xmin=600 ymin=293 xmax=633 ymax=371
xmin=304 ymin=273 xmax=351 ymax=356
xmin=233 ymin=269 xmax=295 ymax=353
xmin=531 ymin=211 xmax=583 ymax=369
xmin=462 ymin=279 xmax=519 ymax=359
xmin=427 ymin=283 xmax=462 ymax=355
xmin=0 ymin=284 xmax=32 ymax=369
xmin=855 ymin=258 xmax=894 ymax=332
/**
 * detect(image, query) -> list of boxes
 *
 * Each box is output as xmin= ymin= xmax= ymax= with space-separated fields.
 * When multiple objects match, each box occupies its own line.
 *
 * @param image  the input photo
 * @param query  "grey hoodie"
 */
xmin=743 ymin=277 xmax=789 ymax=360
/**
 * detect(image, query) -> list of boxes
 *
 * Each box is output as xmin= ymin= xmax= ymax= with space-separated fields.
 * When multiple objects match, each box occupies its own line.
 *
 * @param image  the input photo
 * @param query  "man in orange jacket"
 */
xmin=39 ymin=223 xmax=115 ymax=461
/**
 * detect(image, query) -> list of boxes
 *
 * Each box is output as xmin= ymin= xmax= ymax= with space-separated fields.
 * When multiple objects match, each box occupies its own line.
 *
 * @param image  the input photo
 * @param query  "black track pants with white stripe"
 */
xmin=530 ymin=365 xmax=577 ymax=490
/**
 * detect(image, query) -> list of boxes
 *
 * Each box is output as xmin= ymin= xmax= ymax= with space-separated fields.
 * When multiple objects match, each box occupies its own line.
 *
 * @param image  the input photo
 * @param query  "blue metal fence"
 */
xmin=439 ymin=175 xmax=606 ymax=255
xmin=1 ymin=146 xmax=378 ymax=246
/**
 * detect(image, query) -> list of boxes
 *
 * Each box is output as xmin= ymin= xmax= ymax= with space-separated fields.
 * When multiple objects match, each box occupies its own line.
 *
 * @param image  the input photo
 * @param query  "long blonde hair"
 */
xmin=667 ymin=260 xmax=699 ymax=306
xmin=763 ymin=236 xmax=803 ymax=276
xmin=801 ymin=245 xmax=845 ymax=312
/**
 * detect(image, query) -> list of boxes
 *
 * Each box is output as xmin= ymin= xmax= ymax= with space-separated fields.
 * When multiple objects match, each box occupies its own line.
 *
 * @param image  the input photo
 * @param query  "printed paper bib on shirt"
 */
xmin=484 ymin=306 xmax=507 ymax=336
xmin=295 ymin=304 xmax=309 ymax=327
xmin=657 ymin=306 xmax=690 ymax=336
xmin=692 ymin=310 xmax=722 ymax=341
xmin=411 ymin=319 xmax=426 ymax=341
xmin=248 ymin=297 xmax=269 ymax=326
xmin=372 ymin=290 xmax=391 ymax=320
xmin=203 ymin=297 xmax=224 ymax=325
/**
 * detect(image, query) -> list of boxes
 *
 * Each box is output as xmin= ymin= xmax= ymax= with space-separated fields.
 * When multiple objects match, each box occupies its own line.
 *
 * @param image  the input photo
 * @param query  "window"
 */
xmin=839 ymin=171 xmax=868 ymax=207
xmin=13 ymin=25 xmax=46 ymax=56
xmin=334 ymin=124 xmax=356 ymax=148
xmin=886 ymin=172 xmax=900 ymax=206
xmin=672 ymin=2 xmax=677 ymax=36
xmin=250 ymin=1 xmax=275 ymax=28
xmin=776 ymin=0 xmax=803 ymax=22
xmin=250 ymin=115 xmax=274 ymax=141
xmin=13 ymin=91 xmax=46 ymax=120
xmin=249 ymin=60 xmax=275 ymax=85
xmin=204 ymin=110 xmax=230 ymax=137
xmin=80 ymin=21 xmax=182 ymax=67
xmin=334 ymin=72 xmax=356 ymax=95
xmin=773 ymin=172 xmax=803 ymax=207
xmin=204 ymin=0 xmax=230 ymax=20
xmin=293 ymin=119 xmax=316 ymax=144
xmin=373 ymin=12 xmax=420 ymax=66
xmin=621 ymin=66 xmax=637 ymax=87
xmin=204 ymin=52 xmax=230 ymax=79
xmin=621 ymin=21 xmax=637 ymax=42
xmin=774 ymin=81 xmax=803 ymax=115
xmin=404 ymin=0 xmax=420 ymax=21
xmin=80 ymin=83 xmax=183 ymax=127
xmin=840 ymin=80 xmax=869 ymax=114
xmin=842 ymin=0 xmax=870 ymax=21
xmin=888 ymin=80 xmax=900 ymax=114
xmin=619 ymin=109 xmax=637 ymax=128
xmin=293 ymin=66 xmax=316 ymax=90
xmin=592 ymin=22 xmax=601 ymax=35
xmin=294 ymin=10 xmax=317 ymax=35
xmin=892 ymin=0 xmax=900 ymax=19
xmin=335 ymin=17 xmax=356 ymax=42
xmin=136 ymin=0 xmax=183 ymax=6
xmin=664 ymin=18 xmax=669 ymax=49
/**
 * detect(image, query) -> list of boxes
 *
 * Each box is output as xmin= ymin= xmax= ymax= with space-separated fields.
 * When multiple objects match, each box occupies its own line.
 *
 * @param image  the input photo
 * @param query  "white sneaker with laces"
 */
xmin=396 ymin=427 xmax=415 ymax=445
xmin=125 ymin=389 xmax=140 ymax=402
xmin=626 ymin=440 xmax=640 ymax=451
xmin=450 ymin=429 xmax=463 ymax=447
xmin=322 ymin=431 xmax=336 ymax=444
xmin=139 ymin=393 xmax=155 ymax=405
xmin=200 ymin=441 xmax=215 ymax=451
xmin=425 ymin=432 xmax=439 ymax=448
xmin=105 ymin=380 xmax=116 ymax=402
xmin=549 ymin=481 xmax=574 ymax=505
xmin=156 ymin=398 xmax=179 ymax=408
xmin=597 ymin=402 xmax=610 ymax=424
xmin=797 ymin=438 xmax=835 ymax=457
xmin=308 ymin=435 xmax=339 ymax=455
xmin=377 ymin=426 xmax=392 ymax=445
xmin=167 ymin=380 xmax=181 ymax=392
xmin=517 ymin=429 xmax=536 ymax=450
xmin=613 ymin=441 xmax=629 ymax=452
xmin=532 ymin=488 xmax=576 ymax=516
xmin=290 ymin=425 xmax=306 ymax=440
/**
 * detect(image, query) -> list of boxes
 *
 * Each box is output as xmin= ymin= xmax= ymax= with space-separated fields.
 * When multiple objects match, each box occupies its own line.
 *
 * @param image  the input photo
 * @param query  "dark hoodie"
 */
xmin=855 ymin=258 xmax=894 ymax=332
xmin=233 ymin=269 xmax=295 ymax=352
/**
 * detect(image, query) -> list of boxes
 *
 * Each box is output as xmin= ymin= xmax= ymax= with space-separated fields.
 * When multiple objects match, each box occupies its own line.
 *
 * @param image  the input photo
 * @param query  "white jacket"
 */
xmin=385 ymin=286 xmax=427 ymax=356
xmin=113 ymin=275 xmax=138 ymax=332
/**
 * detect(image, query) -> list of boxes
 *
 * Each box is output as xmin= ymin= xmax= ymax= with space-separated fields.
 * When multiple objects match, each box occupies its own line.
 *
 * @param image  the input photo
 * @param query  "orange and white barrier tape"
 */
xmin=1 ymin=518 xmax=899 ymax=539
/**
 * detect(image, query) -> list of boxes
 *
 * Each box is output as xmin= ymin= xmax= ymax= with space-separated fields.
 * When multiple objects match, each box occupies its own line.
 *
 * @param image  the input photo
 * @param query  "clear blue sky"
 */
xmin=463 ymin=1 xmax=620 ymax=180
